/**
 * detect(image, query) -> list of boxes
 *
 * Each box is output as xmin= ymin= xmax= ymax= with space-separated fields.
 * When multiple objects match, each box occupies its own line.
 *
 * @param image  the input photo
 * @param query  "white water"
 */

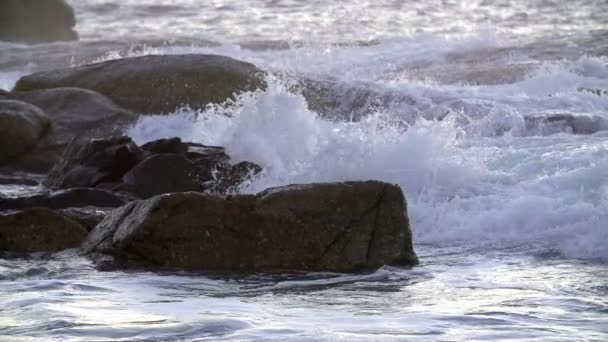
xmin=2 ymin=0 xmax=608 ymax=341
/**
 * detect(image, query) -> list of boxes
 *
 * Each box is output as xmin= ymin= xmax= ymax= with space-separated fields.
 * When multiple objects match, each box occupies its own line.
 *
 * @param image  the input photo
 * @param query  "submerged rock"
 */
xmin=14 ymin=55 xmax=266 ymax=114
xmin=0 ymin=208 xmax=87 ymax=253
xmin=0 ymin=100 xmax=50 ymax=165
xmin=82 ymin=181 xmax=417 ymax=272
xmin=0 ymin=0 xmax=78 ymax=44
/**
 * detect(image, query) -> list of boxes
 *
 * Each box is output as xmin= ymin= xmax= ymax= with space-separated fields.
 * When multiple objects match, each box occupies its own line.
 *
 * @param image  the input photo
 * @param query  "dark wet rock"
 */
xmin=82 ymin=181 xmax=417 ymax=272
xmin=45 ymin=136 xmax=261 ymax=198
xmin=0 ymin=188 xmax=131 ymax=210
xmin=0 ymin=0 xmax=78 ymax=44
xmin=45 ymin=136 xmax=144 ymax=189
xmin=14 ymin=55 xmax=267 ymax=114
xmin=122 ymin=154 xmax=206 ymax=198
xmin=59 ymin=207 xmax=113 ymax=232
xmin=5 ymin=87 xmax=136 ymax=146
xmin=141 ymin=137 xmax=189 ymax=155
xmin=524 ymin=113 xmax=608 ymax=135
xmin=0 ymin=208 xmax=86 ymax=253
xmin=0 ymin=100 xmax=50 ymax=164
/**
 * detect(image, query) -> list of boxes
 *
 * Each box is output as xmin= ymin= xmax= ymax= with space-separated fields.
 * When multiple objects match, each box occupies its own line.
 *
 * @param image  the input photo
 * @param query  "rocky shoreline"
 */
xmin=0 ymin=53 xmax=418 ymax=273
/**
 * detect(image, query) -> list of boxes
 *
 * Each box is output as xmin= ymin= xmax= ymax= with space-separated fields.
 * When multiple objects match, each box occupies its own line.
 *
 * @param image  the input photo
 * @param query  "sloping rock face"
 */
xmin=0 ymin=0 xmax=78 ymax=44
xmin=0 ymin=208 xmax=87 ymax=253
xmin=0 ymin=100 xmax=50 ymax=164
xmin=82 ymin=181 xmax=417 ymax=272
xmin=4 ymin=87 xmax=136 ymax=145
xmin=44 ymin=137 xmax=261 ymax=198
xmin=14 ymin=55 xmax=266 ymax=114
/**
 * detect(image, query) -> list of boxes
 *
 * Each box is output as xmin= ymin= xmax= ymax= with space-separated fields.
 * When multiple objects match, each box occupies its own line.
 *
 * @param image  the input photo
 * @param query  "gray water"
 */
xmin=1 ymin=1 xmax=608 ymax=341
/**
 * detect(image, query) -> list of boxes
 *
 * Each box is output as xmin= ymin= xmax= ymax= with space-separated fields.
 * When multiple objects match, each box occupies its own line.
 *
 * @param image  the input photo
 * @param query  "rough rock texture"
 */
xmin=0 ymin=100 xmax=50 ymax=164
xmin=14 ymin=55 xmax=267 ymax=114
xmin=44 ymin=137 xmax=261 ymax=197
xmin=4 ymin=87 xmax=136 ymax=145
xmin=0 ymin=188 xmax=131 ymax=210
xmin=0 ymin=208 xmax=87 ymax=253
xmin=0 ymin=0 xmax=78 ymax=44
xmin=59 ymin=207 xmax=112 ymax=232
xmin=44 ymin=136 xmax=144 ymax=189
xmin=82 ymin=181 xmax=417 ymax=272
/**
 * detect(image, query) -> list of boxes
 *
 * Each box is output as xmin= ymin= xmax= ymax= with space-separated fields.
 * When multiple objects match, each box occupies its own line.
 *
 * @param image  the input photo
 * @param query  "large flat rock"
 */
xmin=82 ymin=181 xmax=417 ymax=272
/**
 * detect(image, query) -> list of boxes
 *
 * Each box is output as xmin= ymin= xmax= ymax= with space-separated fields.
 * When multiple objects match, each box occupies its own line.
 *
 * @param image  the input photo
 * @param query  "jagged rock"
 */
xmin=44 ymin=137 xmax=261 ymax=197
xmin=82 ymin=181 xmax=417 ymax=272
xmin=14 ymin=55 xmax=266 ymax=114
xmin=44 ymin=136 xmax=144 ymax=189
xmin=0 ymin=100 xmax=50 ymax=164
xmin=5 ymin=87 xmax=136 ymax=146
xmin=0 ymin=188 xmax=131 ymax=210
xmin=0 ymin=0 xmax=78 ymax=44
xmin=59 ymin=207 xmax=113 ymax=232
xmin=0 ymin=208 xmax=87 ymax=253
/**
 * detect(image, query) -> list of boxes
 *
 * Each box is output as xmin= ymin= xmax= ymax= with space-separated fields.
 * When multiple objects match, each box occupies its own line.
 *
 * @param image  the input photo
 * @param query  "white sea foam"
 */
xmin=128 ymin=72 xmax=608 ymax=261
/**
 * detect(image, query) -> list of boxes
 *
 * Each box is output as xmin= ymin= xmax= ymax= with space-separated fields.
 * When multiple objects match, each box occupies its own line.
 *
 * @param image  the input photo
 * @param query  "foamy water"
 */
xmin=1 ymin=0 xmax=608 ymax=341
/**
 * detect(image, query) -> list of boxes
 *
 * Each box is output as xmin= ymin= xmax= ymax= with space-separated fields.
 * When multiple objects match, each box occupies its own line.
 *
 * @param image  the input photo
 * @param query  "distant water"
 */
xmin=1 ymin=1 xmax=608 ymax=341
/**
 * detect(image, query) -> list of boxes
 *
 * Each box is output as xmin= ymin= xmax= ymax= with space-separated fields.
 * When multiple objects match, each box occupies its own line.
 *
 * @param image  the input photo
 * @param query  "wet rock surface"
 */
xmin=82 ymin=181 xmax=417 ymax=272
xmin=14 ymin=54 xmax=267 ymax=114
xmin=0 ymin=208 xmax=87 ymax=253
xmin=44 ymin=137 xmax=261 ymax=198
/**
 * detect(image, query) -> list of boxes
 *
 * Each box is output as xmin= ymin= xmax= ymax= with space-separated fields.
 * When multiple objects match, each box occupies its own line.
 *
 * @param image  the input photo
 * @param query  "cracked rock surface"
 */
xmin=82 ymin=180 xmax=417 ymax=272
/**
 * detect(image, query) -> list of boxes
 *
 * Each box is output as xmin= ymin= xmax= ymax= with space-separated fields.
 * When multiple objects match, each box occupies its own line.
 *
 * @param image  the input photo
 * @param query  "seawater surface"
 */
xmin=1 ymin=0 xmax=608 ymax=341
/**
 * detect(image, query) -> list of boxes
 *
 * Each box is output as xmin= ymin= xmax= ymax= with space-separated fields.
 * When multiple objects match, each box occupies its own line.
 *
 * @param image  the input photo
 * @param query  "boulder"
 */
xmin=0 ymin=0 xmax=78 ymax=44
xmin=82 ymin=181 xmax=417 ymax=272
xmin=44 ymin=137 xmax=261 ymax=197
xmin=14 ymin=55 xmax=267 ymax=114
xmin=45 ymin=136 xmax=144 ymax=189
xmin=0 ymin=100 xmax=50 ymax=164
xmin=5 ymin=87 xmax=136 ymax=146
xmin=0 ymin=208 xmax=87 ymax=253
xmin=0 ymin=188 xmax=131 ymax=210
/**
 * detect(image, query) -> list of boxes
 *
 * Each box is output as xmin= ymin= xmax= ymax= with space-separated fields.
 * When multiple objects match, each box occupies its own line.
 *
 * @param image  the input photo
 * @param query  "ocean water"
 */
xmin=1 ymin=0 xmax=608 ymax=341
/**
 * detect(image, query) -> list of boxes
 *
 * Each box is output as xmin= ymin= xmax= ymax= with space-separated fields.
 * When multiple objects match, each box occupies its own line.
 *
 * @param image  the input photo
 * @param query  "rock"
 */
xmin=0 ymin=100 xmax=50 ymax=164
xmin=45 ymin=136 xmax=261 ymax=197
xmin=82 ymin=181 xmax=417 ymax=272
xmin=0 ymin=188 xmax=131 ymax=210
xmin=0 ymin=0 xmax=78 ymax=44
xmin=524 ymin=113 xmax=608 ymax=135
xmin=0 ymin=208 xmax=87 ymax=253
xmin=141 ymin=137 xmax=188 ymax=155
xmin=44 ymin=136 xmax=144 ymax=189
xmin=59 ymin=207 xmax=112 ymax=232
xmin=14 ymin=55 xmax=267 ymax=114
xmin=122 ymin=154 xmax=206 ymax=198
xmin=6 ymin=87 xmax=136 ymax=146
